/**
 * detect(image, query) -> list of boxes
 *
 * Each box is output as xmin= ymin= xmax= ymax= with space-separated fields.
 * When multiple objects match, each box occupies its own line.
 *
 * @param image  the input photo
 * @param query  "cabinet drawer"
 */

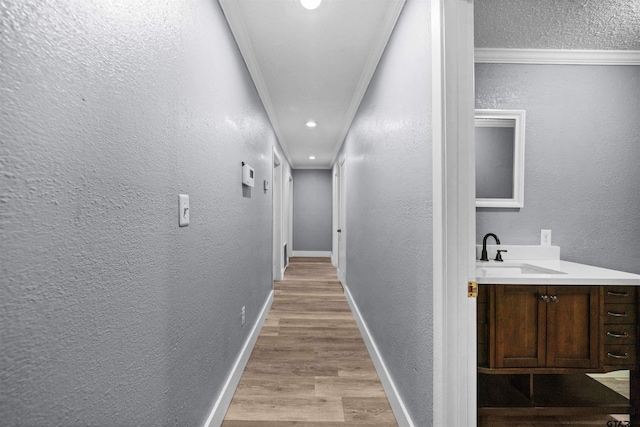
xmin=604 ymin=324 xmax=637 ymax=345
xmin=604 ymin=303 xmax=637 ymax=324
xmin=604 ymin=286 xmax=636 ymax=303
xmin=605 ymin=345 xmax=637 ymax=365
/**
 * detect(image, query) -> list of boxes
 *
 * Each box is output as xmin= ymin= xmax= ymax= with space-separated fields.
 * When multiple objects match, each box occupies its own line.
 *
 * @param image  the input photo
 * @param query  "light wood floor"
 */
xmin=222 ymin=257 xmax=398 ymax=426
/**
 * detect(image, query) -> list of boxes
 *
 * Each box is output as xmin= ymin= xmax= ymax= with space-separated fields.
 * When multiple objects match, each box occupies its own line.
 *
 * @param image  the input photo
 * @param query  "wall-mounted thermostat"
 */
xmin=242 ymin=163 xmax=255 ymax=187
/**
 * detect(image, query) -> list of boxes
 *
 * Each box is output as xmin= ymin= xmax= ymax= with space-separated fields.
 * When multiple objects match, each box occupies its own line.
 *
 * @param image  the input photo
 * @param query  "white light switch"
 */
xmin=179 ymin=194 xmax=189 ymax=227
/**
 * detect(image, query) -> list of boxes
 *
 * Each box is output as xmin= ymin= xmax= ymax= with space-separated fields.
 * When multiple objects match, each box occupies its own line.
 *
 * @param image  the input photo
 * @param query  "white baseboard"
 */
xmin=330 ymin=253 xmax=337 ymax=266
xmin=291 ymin=251 xmax=331 ymax=258
xmin=203 ymin=290 xmax=274 ymax=427
xmin=343 ymin=284 xmax=414 ymax=427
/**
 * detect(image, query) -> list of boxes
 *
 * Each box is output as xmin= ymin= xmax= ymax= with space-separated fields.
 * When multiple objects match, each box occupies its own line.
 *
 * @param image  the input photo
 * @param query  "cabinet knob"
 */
xmin=549 ymin=295 xmax=559 ymax=303
xmin=540 ymin=295 xmax=549 ymax=303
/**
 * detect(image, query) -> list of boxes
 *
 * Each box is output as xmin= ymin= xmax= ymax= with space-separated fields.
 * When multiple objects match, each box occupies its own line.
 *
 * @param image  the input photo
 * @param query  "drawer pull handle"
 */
xmin=607 ymin=352 xmax=630 ymax=360
xmin=607 ymin=311 xmax=629 ymax=318
xmin=607 ymin=291 xmax=630 ymax=297
xmin=607 ymin=331 xmax=629 ymax=338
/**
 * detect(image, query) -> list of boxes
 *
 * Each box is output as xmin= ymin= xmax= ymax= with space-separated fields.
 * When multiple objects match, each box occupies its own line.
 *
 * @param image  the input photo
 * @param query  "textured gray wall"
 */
xmin=0 ymin=1 xmax=289 ymax=425
xmin=476 ymin=64 xmax=640 ymax=274
xmin=334 ymin=0 xmax=432 ymax=424
xmin=475 ymin=0 xmax=640 ymax=50
xmin=292 ymin=169 xmax=332 ymax=252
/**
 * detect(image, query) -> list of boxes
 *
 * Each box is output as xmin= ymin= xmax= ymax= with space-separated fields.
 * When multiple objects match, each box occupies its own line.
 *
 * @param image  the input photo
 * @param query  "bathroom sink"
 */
xmin=476 ymin=263 xmax=566 ymax=277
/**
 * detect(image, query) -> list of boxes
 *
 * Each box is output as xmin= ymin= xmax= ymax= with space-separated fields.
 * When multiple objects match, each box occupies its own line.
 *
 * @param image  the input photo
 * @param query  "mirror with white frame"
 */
xmin=475 ymin=109 xmax=525 ymax=208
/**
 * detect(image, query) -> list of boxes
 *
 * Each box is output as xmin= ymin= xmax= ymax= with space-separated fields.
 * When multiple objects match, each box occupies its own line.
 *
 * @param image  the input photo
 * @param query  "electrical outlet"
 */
xmin=241 ymin=306 xmax=245 ymax=326
xmin=541 ymin=229 xmax=551 ymax=246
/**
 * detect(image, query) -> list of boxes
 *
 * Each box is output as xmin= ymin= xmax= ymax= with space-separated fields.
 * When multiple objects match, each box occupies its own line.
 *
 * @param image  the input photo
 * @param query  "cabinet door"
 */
xmin=495 ymin=285 xmax=547 ymax=368
xmin=546 ymin=285 xmax=600 ymax=369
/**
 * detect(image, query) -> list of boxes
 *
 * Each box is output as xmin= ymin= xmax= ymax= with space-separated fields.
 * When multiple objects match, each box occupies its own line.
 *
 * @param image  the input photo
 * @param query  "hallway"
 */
xmin=222 ymin=257 xmax=398 ymax=425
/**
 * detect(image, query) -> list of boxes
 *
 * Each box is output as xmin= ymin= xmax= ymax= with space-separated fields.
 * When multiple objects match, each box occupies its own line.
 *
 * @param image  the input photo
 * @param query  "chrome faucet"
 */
xmin=480 ymin=233 xmax=501 ymax=262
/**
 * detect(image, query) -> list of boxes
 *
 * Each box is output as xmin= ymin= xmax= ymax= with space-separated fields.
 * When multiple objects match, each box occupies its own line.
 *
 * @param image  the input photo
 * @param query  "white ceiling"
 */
xmin=219 ymin=0 xmax=406 ymax=169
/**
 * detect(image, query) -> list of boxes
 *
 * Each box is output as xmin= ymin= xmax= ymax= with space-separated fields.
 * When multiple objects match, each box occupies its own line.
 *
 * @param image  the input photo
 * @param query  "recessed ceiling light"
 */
xmin=309 ymin=156 xmax=316 ymax=160
xmin=301 ymin=0 xmax=321 ymax=10
xmin=305 ymin=121 xmax=317 ymax=128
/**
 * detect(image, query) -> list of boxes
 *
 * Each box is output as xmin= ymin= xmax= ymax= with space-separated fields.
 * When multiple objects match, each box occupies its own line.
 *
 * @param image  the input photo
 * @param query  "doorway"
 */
xmin=332 ymin=169 xmax=339 ymax=267
xmin=273 ymin=149 xmax=283 ymax=281
xmin=337 ymin=159 xmax=346 ymax=284
xmin=284 ymin=172 xmax=293 ymax=269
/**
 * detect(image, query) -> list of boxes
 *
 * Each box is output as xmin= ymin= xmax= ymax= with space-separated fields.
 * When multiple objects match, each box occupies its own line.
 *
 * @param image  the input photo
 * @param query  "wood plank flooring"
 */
xmin=222 ymin=257 xmax=398 ymax=426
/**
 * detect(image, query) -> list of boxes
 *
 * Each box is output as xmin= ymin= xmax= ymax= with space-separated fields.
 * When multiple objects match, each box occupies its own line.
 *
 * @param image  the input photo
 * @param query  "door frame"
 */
xmin=272 ymin=148 xmax=283 ymax=281
xmin=286 ymin=173 xmax=293 ymax=269
xmin=332 ymin=168 xmax=339 ymax=267
xmin=431 ymin=0 xmax=476 ymax=425
xmin=337 ymin=159 xmax=347 ymax=284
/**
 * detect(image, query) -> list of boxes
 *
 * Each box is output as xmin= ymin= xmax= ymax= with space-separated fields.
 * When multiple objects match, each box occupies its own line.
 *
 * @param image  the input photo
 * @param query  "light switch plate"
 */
xmin=264 ymin=179 xmax=269 ymax=190
xmin=179 ymin=194 xmax=189 ymax=227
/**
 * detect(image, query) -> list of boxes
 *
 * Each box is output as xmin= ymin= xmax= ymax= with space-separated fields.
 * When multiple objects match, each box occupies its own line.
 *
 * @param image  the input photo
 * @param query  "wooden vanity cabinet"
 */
xmin=478 ymin=284 xmax=640 ymax=425
xmin=479 ymin=284 xmax=602 ymax=371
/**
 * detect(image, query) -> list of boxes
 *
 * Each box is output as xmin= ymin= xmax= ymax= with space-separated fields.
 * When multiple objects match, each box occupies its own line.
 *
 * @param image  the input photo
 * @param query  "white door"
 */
xmin=337 ymin=160 xmax=346 ymax=284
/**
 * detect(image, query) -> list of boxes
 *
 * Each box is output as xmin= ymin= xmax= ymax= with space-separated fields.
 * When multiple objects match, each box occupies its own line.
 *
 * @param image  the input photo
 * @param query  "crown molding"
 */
xmin=328 ymin=0 xmax=406 ymax=166
xmin=218 ymin=0 xmax=294 ymax=165
xmin=475 ymin=48 xmax=640 ymax=65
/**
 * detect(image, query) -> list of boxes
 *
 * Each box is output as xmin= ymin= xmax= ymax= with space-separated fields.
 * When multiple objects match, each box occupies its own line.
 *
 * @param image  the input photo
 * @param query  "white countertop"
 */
xmin=476 ymin=259 xmax=640 ymax=285
xmin=475 ymin=245 xmax=640 ymax=285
